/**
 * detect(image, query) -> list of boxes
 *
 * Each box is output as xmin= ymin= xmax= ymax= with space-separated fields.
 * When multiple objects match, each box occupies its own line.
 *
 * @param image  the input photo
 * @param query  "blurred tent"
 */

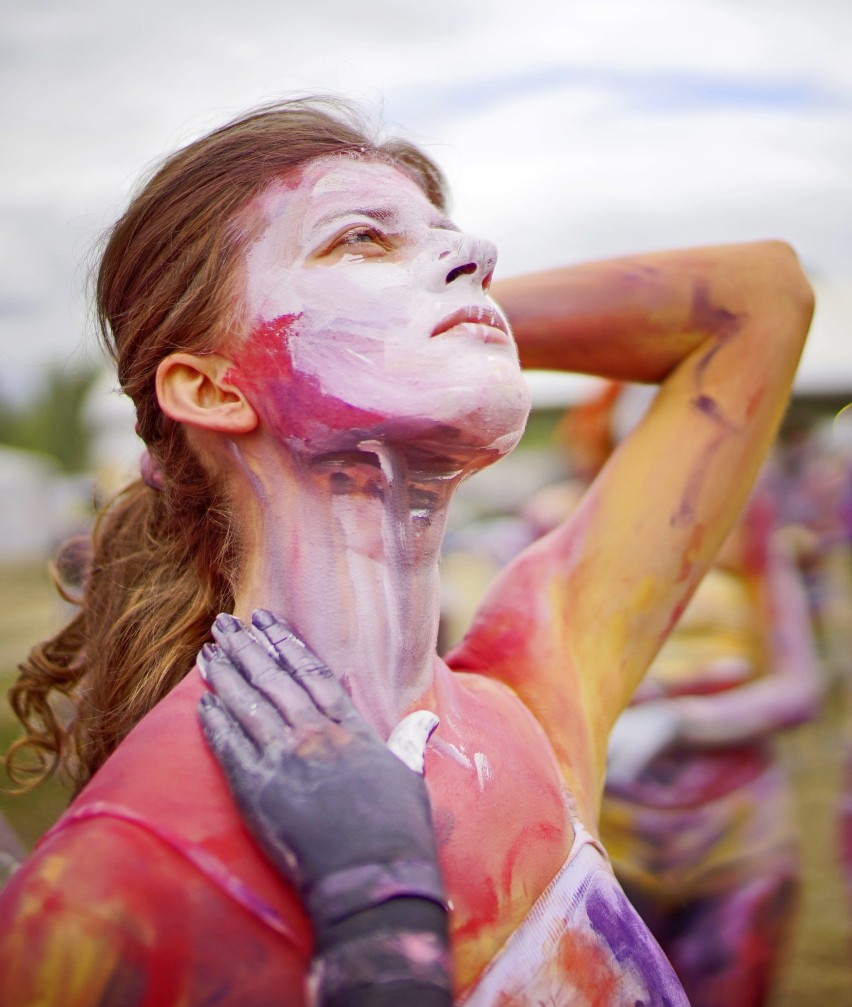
xmin=0 ymin=446 xmax=91 ymax=563
xmin=795 ymin=278 xmax=852 ymax=395
xmin=82 ymin=369 xmax=142 ymax=497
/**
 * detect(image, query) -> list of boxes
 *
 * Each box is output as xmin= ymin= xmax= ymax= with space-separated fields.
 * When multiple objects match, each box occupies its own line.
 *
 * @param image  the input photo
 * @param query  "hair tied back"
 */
xmin=140 ymin=449 xmax=165 ymax=491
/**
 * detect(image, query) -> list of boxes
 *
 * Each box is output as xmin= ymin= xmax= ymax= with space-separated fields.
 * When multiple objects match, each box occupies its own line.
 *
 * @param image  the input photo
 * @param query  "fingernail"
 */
xmin=251 ymin=609 xmax=274 ymax=629
xmin=214 ymin=613 xmax=239 ymax=634
xmin=199 ymin=691 xmax=216 ymax=710
xmin=196 ymin=643 xmax=215 ymax=681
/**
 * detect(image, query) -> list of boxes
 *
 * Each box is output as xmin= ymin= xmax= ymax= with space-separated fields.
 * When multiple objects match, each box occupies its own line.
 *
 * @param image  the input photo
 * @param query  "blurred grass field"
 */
xmin=0 ymin=561 xmax=70 ymax=847
xmin=0 ymin=559 xmax=850 ymax=1003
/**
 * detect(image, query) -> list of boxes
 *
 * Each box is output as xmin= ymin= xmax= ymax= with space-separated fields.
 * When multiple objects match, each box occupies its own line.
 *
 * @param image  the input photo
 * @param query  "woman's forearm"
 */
xmin=493 ymin=241 xmax=813 ymax=381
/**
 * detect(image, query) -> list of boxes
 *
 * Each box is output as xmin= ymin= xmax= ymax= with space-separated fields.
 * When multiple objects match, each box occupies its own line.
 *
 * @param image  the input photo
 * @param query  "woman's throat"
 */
xmin=231 ymin=441 xmax=460 ymax=736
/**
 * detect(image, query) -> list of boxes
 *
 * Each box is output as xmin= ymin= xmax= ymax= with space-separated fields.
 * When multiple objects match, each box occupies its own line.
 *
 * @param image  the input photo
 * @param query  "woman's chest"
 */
xmin=424 ymin=672 xmax=575 ymax=990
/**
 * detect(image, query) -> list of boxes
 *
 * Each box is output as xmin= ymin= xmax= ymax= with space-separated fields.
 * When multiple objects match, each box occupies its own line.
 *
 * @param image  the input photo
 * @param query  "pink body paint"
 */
xmin=230 ymin=313 xmax=389 ymax=448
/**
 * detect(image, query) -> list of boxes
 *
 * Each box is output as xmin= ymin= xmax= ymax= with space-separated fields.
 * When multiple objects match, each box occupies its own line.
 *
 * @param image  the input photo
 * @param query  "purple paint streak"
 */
xmin=585 ymin=874 xmax=684 ymax=1006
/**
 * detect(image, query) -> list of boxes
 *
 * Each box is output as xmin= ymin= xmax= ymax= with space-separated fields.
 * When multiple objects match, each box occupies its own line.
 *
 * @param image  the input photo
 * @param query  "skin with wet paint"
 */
xmin=217 ymin=157 xmax=531 ymax=739
xmin=0 ymin=154 xmax=813 ymax=1005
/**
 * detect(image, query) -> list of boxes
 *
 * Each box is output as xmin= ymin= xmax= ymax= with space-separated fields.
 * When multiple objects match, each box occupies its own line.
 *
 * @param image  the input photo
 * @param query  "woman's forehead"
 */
xmin=256 ymin=156 xmax=435 ymax=228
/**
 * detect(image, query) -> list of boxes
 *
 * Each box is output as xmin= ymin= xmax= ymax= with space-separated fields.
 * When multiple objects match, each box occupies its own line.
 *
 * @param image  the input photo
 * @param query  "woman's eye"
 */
xmin=315 ymin=226 xmax=394 ymax=262
xmin=339 ymin=228 xmax=385 ymax=248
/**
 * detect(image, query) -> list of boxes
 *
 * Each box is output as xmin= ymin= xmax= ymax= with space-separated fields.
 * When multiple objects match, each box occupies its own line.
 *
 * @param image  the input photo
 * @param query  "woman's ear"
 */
xmin=156 ymin=353 xmax=258 ymax=434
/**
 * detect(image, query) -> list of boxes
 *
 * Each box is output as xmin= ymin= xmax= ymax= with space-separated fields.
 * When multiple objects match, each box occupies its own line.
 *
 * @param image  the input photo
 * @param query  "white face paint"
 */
xmin=229 ymin=156 xmax=531 ymax=459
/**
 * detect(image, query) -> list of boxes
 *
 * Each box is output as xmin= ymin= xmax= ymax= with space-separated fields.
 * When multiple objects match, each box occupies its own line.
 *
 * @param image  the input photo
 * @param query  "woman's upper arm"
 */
xmin=456 ymin=242 xmax=813 ymax=812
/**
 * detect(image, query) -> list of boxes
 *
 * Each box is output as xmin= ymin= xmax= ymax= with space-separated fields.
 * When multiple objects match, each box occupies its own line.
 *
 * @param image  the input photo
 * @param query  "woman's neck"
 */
xmin=231 ymin=441 xmax=466 ymax=737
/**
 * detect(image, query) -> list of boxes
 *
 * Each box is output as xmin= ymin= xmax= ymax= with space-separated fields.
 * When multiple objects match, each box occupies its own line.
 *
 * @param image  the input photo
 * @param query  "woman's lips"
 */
xmin=431 ymin=306 xmax=511 ymax=344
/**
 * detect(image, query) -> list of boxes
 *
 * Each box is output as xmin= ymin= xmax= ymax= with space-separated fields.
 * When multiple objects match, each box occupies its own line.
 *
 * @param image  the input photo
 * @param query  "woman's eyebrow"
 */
xmin=311 ymin=206 xmax=398 ymax=230
xmin=310 ymin=207 xmax=460 ymax=234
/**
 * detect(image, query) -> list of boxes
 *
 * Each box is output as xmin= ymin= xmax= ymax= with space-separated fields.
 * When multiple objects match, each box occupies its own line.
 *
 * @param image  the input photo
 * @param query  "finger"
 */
xmin=250 ymin=609 xmax=361 ymax=725
xmin=202 ymin=645 xmax=291 ymax=749
xmin=212 ymin=613 xmax=324 ymax=727
xmin=197 ymin=691 xmax=260 ymax=780
xmin=387 ymin=710 xmax=440 ymax=774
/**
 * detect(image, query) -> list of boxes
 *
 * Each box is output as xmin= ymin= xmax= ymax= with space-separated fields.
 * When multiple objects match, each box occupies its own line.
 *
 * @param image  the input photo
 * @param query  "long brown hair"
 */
xmin=5 ymin=96 xmax=447 ymax=794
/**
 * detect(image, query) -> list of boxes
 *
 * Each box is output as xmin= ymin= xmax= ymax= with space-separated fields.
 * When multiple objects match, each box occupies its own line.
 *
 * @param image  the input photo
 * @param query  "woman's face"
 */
xmin=227 ymin=155 xmax=530 ymax=461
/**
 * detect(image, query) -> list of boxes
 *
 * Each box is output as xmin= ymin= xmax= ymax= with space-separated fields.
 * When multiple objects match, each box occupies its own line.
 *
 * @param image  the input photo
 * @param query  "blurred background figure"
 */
xmin=600 ymin=485 xmax=822 ymax=1007
xmin=767 ymin=413 xmax=852 ymax=944
xmin=768 ymin=417 xmax=852 ymax=690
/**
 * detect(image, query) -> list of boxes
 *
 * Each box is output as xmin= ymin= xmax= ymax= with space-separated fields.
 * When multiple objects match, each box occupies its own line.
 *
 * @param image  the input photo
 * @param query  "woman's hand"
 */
xmin=197 ymin=610 xmax=451 ymax=1006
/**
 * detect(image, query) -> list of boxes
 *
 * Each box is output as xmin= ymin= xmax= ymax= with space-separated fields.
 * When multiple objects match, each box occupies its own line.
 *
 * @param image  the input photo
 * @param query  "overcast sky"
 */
xmin=3 ymin=0 xmax=851 ymax=403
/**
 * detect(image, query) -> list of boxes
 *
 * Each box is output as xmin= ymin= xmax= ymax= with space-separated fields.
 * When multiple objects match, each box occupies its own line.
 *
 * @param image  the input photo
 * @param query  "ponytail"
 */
xmin=7 ymin=462 xmax=239 ymax=793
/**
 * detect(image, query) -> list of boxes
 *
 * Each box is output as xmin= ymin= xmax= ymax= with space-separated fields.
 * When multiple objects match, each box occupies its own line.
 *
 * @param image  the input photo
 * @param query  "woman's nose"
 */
xmin=438 ymin=234 xmax=498 ymax=290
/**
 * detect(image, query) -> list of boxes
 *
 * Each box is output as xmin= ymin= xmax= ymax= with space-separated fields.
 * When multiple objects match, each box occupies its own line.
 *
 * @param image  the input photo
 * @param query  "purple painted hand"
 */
xmin=197 ymin=611 xmax=451 ymax=1005
xmin=194 ymin=608 xmax=447 ymax=922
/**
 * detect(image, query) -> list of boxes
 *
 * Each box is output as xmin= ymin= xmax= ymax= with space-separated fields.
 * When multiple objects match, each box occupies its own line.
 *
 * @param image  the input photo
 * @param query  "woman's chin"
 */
xmin=267 ymin=370 xmax=532 ymax=466
xmin=279 ymin=400 xmax=529 ymax=470
xmin=372 ymin=391 xmax=531 ymax=468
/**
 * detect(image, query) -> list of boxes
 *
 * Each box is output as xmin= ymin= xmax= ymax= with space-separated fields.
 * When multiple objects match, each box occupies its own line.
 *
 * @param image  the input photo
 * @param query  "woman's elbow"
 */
xmin=756 ymin=240 xmax=815 ymax=341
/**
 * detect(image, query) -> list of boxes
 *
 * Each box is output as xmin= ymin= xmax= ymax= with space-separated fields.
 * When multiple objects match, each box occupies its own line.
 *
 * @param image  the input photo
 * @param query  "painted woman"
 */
xmin=0 ymin=97 xmax=813 ymax=1004
xmin=600 ymin=486 xmax=822 ymax=1007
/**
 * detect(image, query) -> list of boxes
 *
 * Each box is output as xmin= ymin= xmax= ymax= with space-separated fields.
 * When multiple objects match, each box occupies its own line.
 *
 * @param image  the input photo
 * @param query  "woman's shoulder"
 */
xmin=53 ymin=671 xmax=313 ymax=947
xmin=0 ymin=672 xmax=313 ymax=1003
xmin=435 ymin=659 xmax=561 ymax=756
xmin=442 ymin=600 xmax=599 ymax=823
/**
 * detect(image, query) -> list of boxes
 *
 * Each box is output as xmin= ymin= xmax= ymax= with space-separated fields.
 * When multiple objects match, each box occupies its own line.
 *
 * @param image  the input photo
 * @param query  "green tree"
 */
xmin=0 ymin=365 xmax=98 ymax=473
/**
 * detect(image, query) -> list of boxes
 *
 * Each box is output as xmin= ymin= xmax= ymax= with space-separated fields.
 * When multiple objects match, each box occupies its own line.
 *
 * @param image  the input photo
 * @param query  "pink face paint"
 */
xmin=227 ymin=156 xmax=531 ymax=459
xmin=231 ymin=312 xmax=389 ymax=445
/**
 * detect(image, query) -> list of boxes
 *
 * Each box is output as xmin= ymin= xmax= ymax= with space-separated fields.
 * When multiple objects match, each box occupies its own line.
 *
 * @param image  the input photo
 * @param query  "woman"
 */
xmin=0 ymin=97 xmax=812 ymax=1004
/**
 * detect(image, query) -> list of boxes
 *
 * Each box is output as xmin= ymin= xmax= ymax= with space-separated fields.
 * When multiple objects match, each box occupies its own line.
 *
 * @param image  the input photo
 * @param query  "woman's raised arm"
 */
xmin=493 ymin=241 xmax=811 ymax=382
xmin=449 ymin=242 xmax=813 ymax=821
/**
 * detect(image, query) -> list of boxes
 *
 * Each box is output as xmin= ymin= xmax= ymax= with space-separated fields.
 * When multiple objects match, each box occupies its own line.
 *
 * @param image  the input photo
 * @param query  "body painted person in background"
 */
xmin=762 ymin=422 xmax=852 ymax=942
xmin=600 ymin=487 xmax=822 ymax=1007
xmin=0 ymin=98 xmax=812 ymax=1005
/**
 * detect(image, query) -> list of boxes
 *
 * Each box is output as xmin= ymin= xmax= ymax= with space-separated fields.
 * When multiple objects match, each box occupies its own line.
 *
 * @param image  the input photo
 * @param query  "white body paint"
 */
xmin=240 ymin=157 xmax=529 ymax=456
xmin=387 ymin=709 xmax=441 ymax=774
xmin=473 ymin=752 xmax=493 ymax=791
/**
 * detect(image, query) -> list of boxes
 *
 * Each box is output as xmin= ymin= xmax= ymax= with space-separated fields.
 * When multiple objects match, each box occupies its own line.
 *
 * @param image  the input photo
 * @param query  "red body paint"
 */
xmin=229 ymin=313 xmax=389 ymax=449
